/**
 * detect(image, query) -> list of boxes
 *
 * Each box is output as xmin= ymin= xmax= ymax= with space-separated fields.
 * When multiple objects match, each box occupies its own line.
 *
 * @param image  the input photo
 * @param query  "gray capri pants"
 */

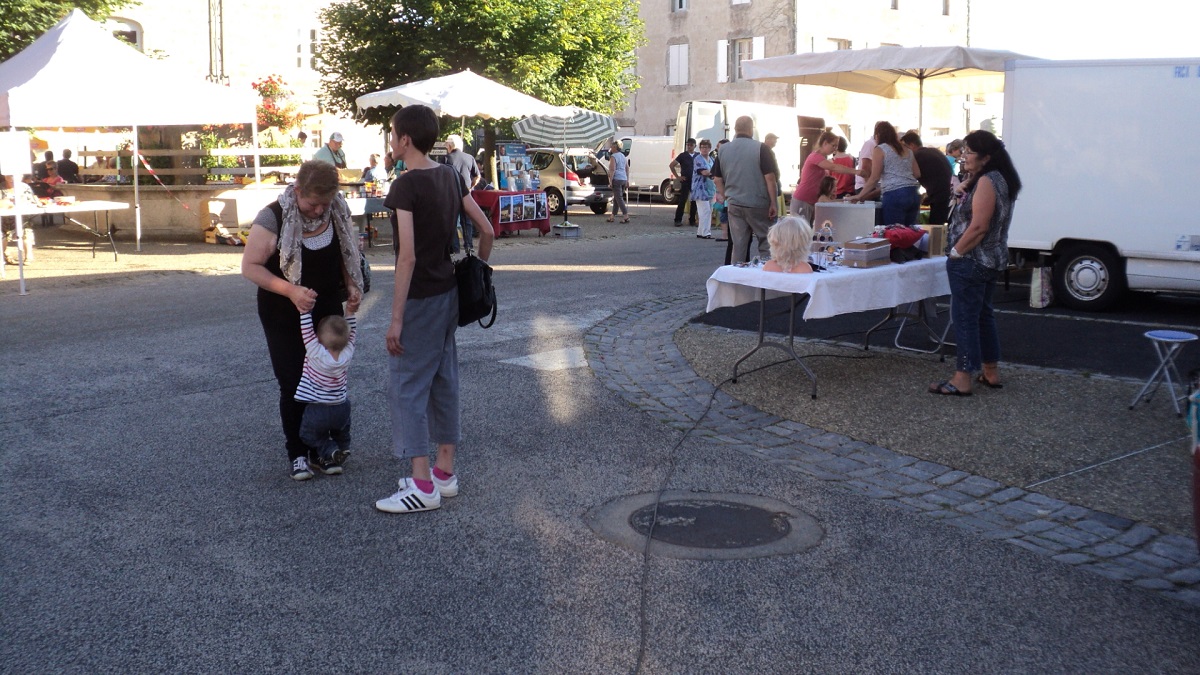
xmin=388 ymin=287 xmax=461 ymax=459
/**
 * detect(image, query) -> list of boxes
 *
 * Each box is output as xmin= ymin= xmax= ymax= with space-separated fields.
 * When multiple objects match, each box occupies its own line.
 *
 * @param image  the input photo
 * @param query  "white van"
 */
xmin=1002 ymin=58 xmax=1200 ymax=310
xmin=672 ymin=100 xmax=830 ymax=198
xmin=597 ymin=136 xmax=678 ymax=202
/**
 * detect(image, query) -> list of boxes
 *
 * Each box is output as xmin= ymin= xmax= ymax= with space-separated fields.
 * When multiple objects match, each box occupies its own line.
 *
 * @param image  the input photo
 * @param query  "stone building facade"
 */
xmin=623 ymin=0 xmax=971 ymax=146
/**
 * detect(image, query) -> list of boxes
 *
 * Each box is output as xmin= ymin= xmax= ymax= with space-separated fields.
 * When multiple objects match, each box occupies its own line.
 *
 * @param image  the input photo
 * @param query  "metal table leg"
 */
xmin=731 ymin=289 xmax=818 ymax=399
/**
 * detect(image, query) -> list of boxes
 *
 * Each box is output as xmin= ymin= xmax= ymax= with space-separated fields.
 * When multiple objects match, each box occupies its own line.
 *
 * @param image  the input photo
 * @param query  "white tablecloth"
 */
xmin=706 ymin=257 xmax=950 ymax=320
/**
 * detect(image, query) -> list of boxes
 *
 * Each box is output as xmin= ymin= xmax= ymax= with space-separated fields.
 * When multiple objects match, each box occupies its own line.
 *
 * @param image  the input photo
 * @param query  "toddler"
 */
xmin=296 ymin=310 xmax=357 ymax=476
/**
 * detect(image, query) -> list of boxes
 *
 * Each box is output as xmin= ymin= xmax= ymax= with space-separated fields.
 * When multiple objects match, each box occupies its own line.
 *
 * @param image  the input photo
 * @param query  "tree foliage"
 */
xmin=0 ymin=0 xmax=137 ymax=61
xmin=315 ymin=0 xmax=644 ymax=128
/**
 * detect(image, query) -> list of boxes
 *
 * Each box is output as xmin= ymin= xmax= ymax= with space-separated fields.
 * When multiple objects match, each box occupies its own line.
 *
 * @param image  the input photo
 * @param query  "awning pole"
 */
xmin=133 ymin=124 xmax=142 ymax=252
xmin=252 ymin=119 xmax=261 ymax=183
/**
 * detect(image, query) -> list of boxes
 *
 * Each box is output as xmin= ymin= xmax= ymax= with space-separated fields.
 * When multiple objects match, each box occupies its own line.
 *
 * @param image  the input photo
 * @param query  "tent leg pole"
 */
xmin=252 ymin=120 xmax=261 ymax=184
xmin=133 ymin=124 xmax=142 ymax=252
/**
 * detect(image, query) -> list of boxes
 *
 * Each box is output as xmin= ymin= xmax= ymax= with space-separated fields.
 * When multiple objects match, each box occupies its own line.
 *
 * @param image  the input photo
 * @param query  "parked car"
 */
xmin=527 ymin=147 xmax=610 ymax=215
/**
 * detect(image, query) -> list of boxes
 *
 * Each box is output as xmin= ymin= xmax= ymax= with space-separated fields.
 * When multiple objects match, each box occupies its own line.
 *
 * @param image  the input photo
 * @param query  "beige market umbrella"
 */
xmin=742 ymin=45 xmax=1037 ymax=128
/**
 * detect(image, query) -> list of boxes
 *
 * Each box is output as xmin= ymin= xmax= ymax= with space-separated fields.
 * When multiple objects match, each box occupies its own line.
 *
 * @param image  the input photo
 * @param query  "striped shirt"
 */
xmin=295 ymin=313 xmax=357 ymax=403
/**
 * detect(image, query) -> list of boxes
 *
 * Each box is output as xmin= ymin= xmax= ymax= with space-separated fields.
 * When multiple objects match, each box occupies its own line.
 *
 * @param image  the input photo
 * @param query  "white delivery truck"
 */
xmin=1003 ymin=58 xmax=1200 ymax=310
xmin=672 ymin=100 xmax=831 ymax=199
xmin=615 ymin=136 xmax=677 ymax=202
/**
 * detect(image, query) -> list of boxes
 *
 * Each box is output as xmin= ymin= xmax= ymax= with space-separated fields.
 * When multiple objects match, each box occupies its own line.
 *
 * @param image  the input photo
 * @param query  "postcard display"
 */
xmin=494 ymin=143 xmax=546 ymax=224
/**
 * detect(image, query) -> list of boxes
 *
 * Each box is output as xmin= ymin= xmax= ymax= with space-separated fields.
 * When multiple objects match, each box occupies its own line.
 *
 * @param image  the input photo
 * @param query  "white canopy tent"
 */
xmin=355 ymin=70 xmax=564 ymax=120
xmin=0 ymin=9 xmax=260 ymax=249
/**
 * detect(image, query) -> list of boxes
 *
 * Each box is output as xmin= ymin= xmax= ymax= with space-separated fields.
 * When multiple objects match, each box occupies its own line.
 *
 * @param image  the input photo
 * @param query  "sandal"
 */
xmin=928 ymin=380 xmax=972 ymax=397
xmin=620 ymin=218 xmax=630 ymax=223
xmin=976 ymin=374 xmax=1004 ymax=389
xmin=606 ymin=217 xmax=614 ymax=222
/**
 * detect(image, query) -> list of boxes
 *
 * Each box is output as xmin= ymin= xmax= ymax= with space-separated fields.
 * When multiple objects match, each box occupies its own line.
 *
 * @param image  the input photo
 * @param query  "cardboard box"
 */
xmin=843 ymin=258 xmax=892 ymax=269
xmin=842 ymin=237 xmax=891 ymax=262
xmin=921 ymin=224 xmax=947 ymax=256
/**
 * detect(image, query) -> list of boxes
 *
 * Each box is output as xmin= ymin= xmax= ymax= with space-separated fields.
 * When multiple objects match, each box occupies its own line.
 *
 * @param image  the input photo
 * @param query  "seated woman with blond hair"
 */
xmin=762 ymin=216 xmax=814 ymax=274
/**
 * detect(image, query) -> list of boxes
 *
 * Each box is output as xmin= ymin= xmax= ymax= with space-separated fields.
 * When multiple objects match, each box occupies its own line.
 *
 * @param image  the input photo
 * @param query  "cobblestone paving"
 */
xmin=583 ymin=293 xmax=1200 ymax=608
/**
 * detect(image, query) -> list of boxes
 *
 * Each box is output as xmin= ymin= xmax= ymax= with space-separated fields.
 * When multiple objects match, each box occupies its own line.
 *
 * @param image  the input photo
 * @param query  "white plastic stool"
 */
xmin=1129 ymin=329 xmax=1198 ymax=416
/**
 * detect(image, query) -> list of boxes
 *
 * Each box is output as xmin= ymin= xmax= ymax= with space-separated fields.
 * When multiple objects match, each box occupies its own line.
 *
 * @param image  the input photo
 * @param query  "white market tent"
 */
xmin=0 ymin=9 xmax=260 ymax=248
xmin=355 ymin=70 xmax=564 ymax=120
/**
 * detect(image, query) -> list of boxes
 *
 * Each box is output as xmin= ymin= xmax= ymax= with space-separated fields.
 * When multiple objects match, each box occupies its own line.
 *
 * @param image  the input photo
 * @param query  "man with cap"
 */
xmin=314 ymin=132 xmax=347 ymax=168
xmin=445 ymin=134 xmax=480 ymax=252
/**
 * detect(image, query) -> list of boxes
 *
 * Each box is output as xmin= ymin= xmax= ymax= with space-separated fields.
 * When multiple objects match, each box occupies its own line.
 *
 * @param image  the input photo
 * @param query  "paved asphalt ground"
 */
xmin=3 ymin=204 xmax=1199 ymax=672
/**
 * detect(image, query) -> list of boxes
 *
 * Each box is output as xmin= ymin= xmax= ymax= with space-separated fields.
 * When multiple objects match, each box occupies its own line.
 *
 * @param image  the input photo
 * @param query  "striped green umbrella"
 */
xmin=513 ymin=107 xmax=616 ymax=148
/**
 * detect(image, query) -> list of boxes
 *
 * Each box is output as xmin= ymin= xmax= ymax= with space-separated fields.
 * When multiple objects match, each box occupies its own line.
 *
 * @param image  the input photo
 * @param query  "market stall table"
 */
xmin=1 ymin=199 xmax=129 ymax=295
xmin=471 ymin=189 xmax=551 ymax=236
xmin=345 ymin=196 xmax=389 ymax=248
xmin=705 ymin=257 xmax=951 ymax=397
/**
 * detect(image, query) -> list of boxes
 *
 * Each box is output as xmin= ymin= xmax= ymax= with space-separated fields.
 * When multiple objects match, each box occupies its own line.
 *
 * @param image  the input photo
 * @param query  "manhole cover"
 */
xmin=586 ymin=491 xmax=823 ymax=560
xmin=628 ymin=499 xmax=791 ymax=549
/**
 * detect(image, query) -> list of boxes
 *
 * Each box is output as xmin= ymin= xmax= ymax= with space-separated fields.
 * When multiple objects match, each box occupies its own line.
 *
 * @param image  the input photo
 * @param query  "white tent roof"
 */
xmin=356 ymin=70 xmax=563 ymax=120
xmin=743 ymin=45 xmax=1034 ymax=99
xmin=0 ymin=9 xmax=256 ymax=127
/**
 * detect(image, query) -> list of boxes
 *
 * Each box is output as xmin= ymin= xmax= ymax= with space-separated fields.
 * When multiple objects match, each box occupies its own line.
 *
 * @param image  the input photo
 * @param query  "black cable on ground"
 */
xmin=628 ymin=349 xmax=862 ymax=673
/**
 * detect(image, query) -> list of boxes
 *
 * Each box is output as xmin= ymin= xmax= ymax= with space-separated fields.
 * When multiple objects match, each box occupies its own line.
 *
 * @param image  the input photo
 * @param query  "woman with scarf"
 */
xmin=242 ymin=160 xmax=365 ymax=480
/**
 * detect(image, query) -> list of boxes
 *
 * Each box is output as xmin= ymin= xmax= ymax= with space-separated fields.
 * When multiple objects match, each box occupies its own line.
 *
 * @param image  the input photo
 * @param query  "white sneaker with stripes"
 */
xmin=375 ymin=478 xmax=442 ymax=514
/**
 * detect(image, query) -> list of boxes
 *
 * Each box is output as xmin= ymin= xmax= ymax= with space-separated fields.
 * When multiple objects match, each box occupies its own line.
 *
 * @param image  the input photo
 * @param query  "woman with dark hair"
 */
xmin=929 ymin=130 xmax=1022 ymax=396
xmin=852 ymin=121 xmax=921 ymax=225
xmin=242 ymin=160 xmax=365 ymax=479
xmin=374 ymin=104 xmax=494 ymax=514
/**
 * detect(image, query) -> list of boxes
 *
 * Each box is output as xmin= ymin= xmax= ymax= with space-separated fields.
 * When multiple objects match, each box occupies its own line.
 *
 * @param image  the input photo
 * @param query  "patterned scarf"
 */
xmin=276 ymin=184 xmax=362 ymax=291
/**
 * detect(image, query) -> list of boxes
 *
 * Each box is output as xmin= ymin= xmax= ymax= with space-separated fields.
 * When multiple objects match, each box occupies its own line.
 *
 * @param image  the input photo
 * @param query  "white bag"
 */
xmin=1030 ymin=266 xmax=1053 ymax=308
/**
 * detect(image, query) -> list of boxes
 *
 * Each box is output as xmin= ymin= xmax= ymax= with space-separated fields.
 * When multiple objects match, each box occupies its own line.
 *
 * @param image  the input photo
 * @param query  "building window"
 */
xmin=732 ymin=0 xmax=751 ymax=5
xmin=107 ymin=17 xmax=143 ymax=50
xmin=298 ymin=28 xmax=319 ymax=69
xmin=943 ymin=0 xmax=950 ymax=15
xmin=667 ymin=44 xmax=689 ymax=86
xmin=891 ymin=0 xmax=899 ymax=9
xmin=718 ymin=37 xmax=763 ymax=82
xmin=673 ymin=0 xmax=687 ymax=11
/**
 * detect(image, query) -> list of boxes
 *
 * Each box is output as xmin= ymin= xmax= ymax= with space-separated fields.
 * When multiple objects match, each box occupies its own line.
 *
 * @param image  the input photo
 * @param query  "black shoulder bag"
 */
xmin=455 ymin=238 xmax=496 ymax=328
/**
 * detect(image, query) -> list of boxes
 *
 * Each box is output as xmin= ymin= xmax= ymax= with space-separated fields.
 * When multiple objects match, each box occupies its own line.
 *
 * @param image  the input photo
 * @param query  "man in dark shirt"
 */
xmin=34 ymin=150 xmax=54 ymax=180
xmin=668 ymin=138 xmax=697 ymax=228
xmin=56 ymin=149 xmax=80 ymax=183
xmin=901 ymin=131 xmax=953 ymax=224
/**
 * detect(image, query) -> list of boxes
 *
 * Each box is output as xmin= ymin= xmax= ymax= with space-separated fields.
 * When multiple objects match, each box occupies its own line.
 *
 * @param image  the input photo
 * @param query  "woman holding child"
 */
xmin=242 ymin=160 xmax=364 ymax=480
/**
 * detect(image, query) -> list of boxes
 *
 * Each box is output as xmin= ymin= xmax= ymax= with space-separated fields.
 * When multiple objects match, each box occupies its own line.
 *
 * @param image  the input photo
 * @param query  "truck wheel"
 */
xmin=545 ymin=188 xmax=565 ymax=216
xmin=1052 ymin=243 xmax=1126 ymax=311
xmin=660 ymin=180 xmax=679 ymax=204
xmin=589 ymin=202 xmax=608 ymax=215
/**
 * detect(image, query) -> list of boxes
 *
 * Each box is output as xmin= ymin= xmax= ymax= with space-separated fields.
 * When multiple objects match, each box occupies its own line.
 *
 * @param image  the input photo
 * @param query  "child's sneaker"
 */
xmin=375 ymin=478 xmax=441 ymax=514
xmin=431 ymin=469 xmax=459 ymax=498
xmin=311 ymin=452 xmax=343 ymax=476
xmin=291 ymin=456 xmax=314 ymax=481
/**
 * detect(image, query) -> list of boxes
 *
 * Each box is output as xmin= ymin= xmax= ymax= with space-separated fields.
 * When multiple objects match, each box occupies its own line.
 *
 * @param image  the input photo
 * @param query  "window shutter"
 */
xmin=752 ymin=36 xmax=765 ymax=61
xmin=680 ymin=44 xmax=689 ymax=85
xmin=717 ymin=40 xmax=728 ymax=83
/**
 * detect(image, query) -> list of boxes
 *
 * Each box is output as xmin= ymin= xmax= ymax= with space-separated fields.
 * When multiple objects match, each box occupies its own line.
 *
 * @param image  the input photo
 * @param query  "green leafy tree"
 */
xmin=0 ymin=0 xmax=137 ymax=61
xmin=315 ymin=0 xmax=644 ymax=127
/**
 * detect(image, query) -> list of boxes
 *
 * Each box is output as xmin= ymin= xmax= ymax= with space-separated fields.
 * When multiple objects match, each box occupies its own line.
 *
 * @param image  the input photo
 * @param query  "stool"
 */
xmin=1129 ymin=330 xmax=1198 ymax=416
